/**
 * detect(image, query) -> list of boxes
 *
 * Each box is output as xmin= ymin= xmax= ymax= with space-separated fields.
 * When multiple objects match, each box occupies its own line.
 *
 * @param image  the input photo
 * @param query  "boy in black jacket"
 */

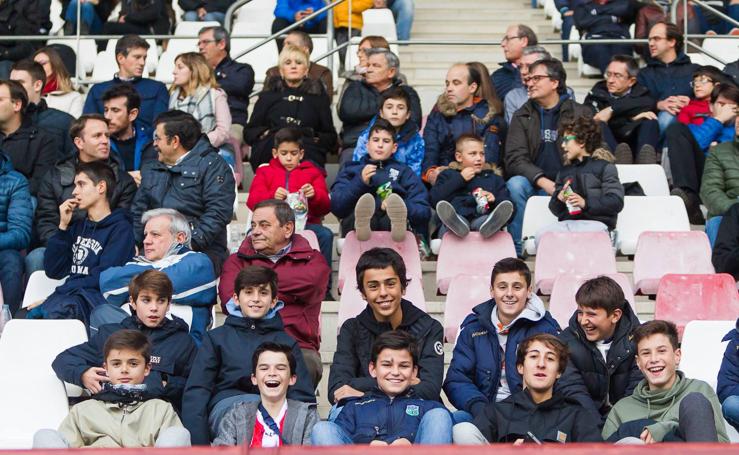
xmin=453 ymin=333 xmax=603 ymax=444
xmin=555 ymin=276 xmax=643 ymax=425
xmin=52 ymin=270 xmax=196 ymax=411
xmin=182 ymin=266 xmax=315 ymax=446
xmin=430 ymin=134 xmax=514 ymax=239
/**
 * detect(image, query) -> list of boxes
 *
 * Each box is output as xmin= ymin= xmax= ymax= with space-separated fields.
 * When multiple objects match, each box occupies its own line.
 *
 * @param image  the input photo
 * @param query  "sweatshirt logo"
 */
xmin=405 ymin=404 xmax=419 ymax=416
xmin=150 ymin=356 xmax=161 ymax=364
xmin=434 ymin=341 xmax=444 ymax=356
xmin=71 ymin=236 xmax=103 ymax=275
xmin=556 ymin=431 xmax=568 ymax=443
xmin=389 ymin=168 xmax=400 ymax=181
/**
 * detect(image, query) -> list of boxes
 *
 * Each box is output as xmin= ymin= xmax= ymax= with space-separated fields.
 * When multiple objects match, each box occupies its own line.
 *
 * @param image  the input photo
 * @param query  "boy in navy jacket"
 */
xmin=430 ymin=134 xmax=514 ymax=239
xmin=182 ymin=266 xmax=315 ymax=445
xmin=718 ymin=318 xmax=739 ymax=432
xmin=331 ymin=118 xmax=430 ymax=242
xmin=52 ymin=270 xmax=196 ymax=411
xmin=28 ymin=161 xmax=135 ymax=323
xmin=312 ymin=330 xmax=452 ymax=445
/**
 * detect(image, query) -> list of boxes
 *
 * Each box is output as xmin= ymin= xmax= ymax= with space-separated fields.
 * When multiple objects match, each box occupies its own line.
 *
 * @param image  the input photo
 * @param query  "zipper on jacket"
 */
xmin=285 ymin=170 xmax=291 ymax=192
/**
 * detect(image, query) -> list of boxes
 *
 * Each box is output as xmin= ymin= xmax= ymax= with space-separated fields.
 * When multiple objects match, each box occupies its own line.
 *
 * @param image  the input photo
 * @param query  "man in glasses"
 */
xmin=584 ymin=54 xmax=659 ymax=164
xmin=492 ymin=25 xmax=538 ymax=100
xmin=504 ymin=58 xmax=593 ymax=257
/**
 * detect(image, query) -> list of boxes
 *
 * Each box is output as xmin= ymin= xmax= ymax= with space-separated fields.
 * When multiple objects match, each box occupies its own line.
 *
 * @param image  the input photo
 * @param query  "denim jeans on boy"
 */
xmin=183 ymin=11 xmax=226 ymax=24
xmin=437 ymin=213 xmax=489 ymax=239
xmin=506 ymin=175 xmax=548 ymax=256
xmin=705 ymin=216 xmax=723 ymax=249
xmin=389 ymin=0 xmax=415 ymax=41
xmin=723 ymin=395 xmax=739 ymax=432
xmin=311 ymin=408 xmax=452 ymax=445
xmin=0 ymin=249 xmax=24 ymax=314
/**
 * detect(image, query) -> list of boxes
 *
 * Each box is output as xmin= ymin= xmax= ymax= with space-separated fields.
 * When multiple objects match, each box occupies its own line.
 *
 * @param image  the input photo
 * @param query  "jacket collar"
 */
xmin=567 ymin=300 xmax=640 ymax=347
xmin=236 ymin=233 xmax=316 ymax=262
xmin=357 ymin=299 xmax=423 ymax=334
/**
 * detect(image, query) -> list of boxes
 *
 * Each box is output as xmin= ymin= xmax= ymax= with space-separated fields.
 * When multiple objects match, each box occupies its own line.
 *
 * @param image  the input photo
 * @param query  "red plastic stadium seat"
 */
xmin=548 ymin=273 xmax=636 ymax=328
xmin=436 ymin=231 xmax=515 ymax=295
xmin=654 ymin=273 xmax=739 ymax=338
xmin=534 ymin=231 xmax=617 ymax=294
xmin=295 ymin=230 xmax=321 ymax=252
xmin=633 ymin=231 xmax=714 ymax=295
xmin=443 ymin=274 xmax=491 ymax=342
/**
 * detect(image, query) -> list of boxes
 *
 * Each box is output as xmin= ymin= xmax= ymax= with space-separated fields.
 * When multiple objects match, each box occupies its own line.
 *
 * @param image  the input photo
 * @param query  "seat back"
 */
xmin=361 ymin=9 xmax=398 ymax=39
xmin=233 ymin=0 xmax=276 ymax=32
xmin=616 ymin=196 xmax=690 ymax=255
xmin=155 ymin=50 xmax=178 ymax=83
xmin=616 ymin=164 xmax=669 ymax=196
xmin=534 ymin=231 xmax=617 ymax=294
xmin=521 ymin=196 xmax=558 ymax=255
xmin=548 ymin=273 xmax=636 ymax=328
xmin=0 ymin=320 xmax=88 ymax=448
xmin=655 ymin=274 xmax=739 ymax=338
xmin=295 ymin=230 xmax=321 ymax=252
xmin=231 ymin=37 xmax=277 ymax=84
xmin=633 ymin=231 xmax=714 ymax=294
xmin=47 ymin=38 xmax=97 ymax=74
xmin=436 ymin=231 xmax=515 ymax=294
xmin=22 ymin=271 xmax=66 ymax=309
xmin=443 ymin=274 xmax=491 ymax=342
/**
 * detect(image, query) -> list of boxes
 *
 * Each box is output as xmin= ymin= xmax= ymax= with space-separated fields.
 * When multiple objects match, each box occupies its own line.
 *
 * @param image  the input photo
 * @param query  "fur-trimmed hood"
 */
xmin=435 ymin=95 xmax=499 ymax=125
xmin=447 ymin=160 xmax=502 ymax=176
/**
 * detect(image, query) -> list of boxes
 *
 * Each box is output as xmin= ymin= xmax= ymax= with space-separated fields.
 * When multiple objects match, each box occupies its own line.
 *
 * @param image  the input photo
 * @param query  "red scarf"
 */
xmin=43 ymin=74 xmax=58 ymax=94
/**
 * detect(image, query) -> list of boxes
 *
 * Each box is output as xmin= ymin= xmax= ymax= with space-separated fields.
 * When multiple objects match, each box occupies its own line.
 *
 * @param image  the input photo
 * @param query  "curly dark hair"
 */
xmin=560 ymin=116 xmax=601 ymax=154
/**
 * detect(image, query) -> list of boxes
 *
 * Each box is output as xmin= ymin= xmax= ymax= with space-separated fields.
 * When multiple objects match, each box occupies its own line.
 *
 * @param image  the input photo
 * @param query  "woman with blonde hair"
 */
xmin=33 ymin=47 xmax=84 ymax=118
xmin=169 ymin=52 xmax=232 ymax=153
xmin=245 ymin=45 xmax=336 ymax=169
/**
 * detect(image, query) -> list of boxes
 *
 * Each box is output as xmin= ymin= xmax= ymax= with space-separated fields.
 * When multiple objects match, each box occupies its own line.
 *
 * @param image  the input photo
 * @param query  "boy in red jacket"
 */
xmin=247 ymin=128 xmax=333 ymax=294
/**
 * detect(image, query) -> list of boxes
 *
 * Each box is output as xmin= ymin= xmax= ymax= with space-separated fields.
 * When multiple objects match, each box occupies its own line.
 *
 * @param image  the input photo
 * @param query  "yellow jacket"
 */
xmin=333 ymin=0 xmax=375 ymax=29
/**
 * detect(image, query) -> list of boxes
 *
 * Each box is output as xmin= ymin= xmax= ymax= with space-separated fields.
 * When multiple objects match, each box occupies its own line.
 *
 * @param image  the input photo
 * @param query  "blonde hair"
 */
xmin=33 ymin=47 xmax=74 ymax=93
xmin=171 ymin=52 xmax=218 ymax=96
xmin=278 ymin=45 xmax=310 ymax=73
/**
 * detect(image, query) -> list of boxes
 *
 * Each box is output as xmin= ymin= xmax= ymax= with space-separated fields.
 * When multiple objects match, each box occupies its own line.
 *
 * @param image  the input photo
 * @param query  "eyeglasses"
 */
xmin=197 ymin=39 xmax=217 ymax=46
xmin=690 ymin=77 xmax=714 ymax=87
xmin=525 ymin=74 xmax=551 ymax=84
xmin=605 ymin=71 xmax=629 ymax=80
xmin=501 ymin=35 xmax=522 ymax=44
xmin=647 ymin=36 xmax=668 ymax=43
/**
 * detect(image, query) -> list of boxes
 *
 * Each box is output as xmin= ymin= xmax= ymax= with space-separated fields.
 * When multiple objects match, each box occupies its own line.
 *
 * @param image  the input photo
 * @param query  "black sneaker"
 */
xmin=614 ymin=143 xmax=633 ymax=164
xmin=479 ymin=200 xmax=514 ymax=238
xmin=436 ymin=200 xmax=470 ymax=238
xmin=636 ymin=144 xmax=657 ymax=165
xmin=671 ymin=187 xmax=705 ymax=225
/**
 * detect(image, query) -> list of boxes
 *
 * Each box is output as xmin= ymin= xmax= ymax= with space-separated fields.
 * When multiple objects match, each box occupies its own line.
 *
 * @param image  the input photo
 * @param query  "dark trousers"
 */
xmin=602 ymin=119 xmax=660 ymax=156
xmin=582 ymin=41 xmax=634 ymax=74
xmin=0 ymin=249 xmax=24 ymax=314
xmin=271 ymin=17 xmax=327 ymax=53
xmin=99 ymin=22 xmax=152 ymax=51
xmin=335 ymin=27 xmax=361 ymax=68
xmin=666 ymin=122 xmax=705 ymax=195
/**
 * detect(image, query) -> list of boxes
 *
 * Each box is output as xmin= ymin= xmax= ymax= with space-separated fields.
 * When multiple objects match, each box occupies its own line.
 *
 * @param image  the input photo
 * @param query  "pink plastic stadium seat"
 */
xmin=337 ymin=231 xmax=422 ymax=293
xmin=443 ymin=274 xmax=491 ymax=342
xmin=654 ymin=274 xmax=739 ymax=338
xmin=548 ymin=273 xmax=636 ymax=328
xmin=295 ymin=230 xmax=321 ymax=252
xmin=534 ymin=231 xmax=617 ymax=294
xmin=436 ymin=231 xmax=516 ymax=295
xmin=633 ymin=231 xmax=715 ymax=295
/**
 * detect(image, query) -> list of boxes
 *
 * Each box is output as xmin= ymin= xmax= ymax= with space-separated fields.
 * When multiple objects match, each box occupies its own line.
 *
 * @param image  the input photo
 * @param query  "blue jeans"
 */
xmin=0 ymin=249 xmax=24 ymax=314
xmin=89 ymin=302 xmax=128 ymax=335
xmin=24 ymin=247 xmax=46 ymax=277
xmin=328 ymin=404 xmax=343 ymax=421
xmin=560 ymin=14 xmax=574 ymax=61
xmin=723 ymin=395 xmax=739 ymax=432
xmin=64 ymin=0 xmax=103 ymax=33
xmin=311 ymin=408 xmax=452 ymax=445
xmin=658 ymin=111 xmax=676 ymax=141
xmin=706 ymin=216 xmax=723 ymax=249
xmin=452 ymin=410 xmax=473 ymax=424
xmin=389 ymin=0 xmax=415 ymax=41
xmin=506 ymin=175 xmax=548 ymax=256
xmin=183 ymin=11 xmax=226 ymax=24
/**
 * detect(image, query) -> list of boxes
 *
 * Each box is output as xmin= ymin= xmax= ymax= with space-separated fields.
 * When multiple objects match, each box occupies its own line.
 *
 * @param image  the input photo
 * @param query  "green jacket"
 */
xmin=700 ymin=137 xmax=739 ymax=219
xmin=602 ymin=372 xmax=728 ymax=442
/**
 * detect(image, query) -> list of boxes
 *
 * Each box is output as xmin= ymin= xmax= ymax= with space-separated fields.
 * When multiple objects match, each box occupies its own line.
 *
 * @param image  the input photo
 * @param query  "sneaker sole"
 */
xmin=436 ymin=200 xmax=470 ymax=238
xmin=354 ymin=193 xmax=375 ymax=241
xmin=479 ymin=200 xmax=514 ymax=238
xmin=385 ymin=193 xmax=408 ymax=242
xmin=636 ymin=145 xmax=657 ymax=165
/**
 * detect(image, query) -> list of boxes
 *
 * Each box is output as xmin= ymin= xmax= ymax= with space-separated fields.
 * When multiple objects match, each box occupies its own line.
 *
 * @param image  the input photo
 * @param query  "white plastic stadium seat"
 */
xmin=702 ymin=39 xmax=739 ymax=64
xmin=234 ymin=0 xmax=275 ymax=33
xmin=615 ymin=196 xmax=690 ymax=255
xmin=22 ymin=271 xmax=66 ymax=309
xmin=231 ymin=38 xmax=279 ymax=84
xmin=0 ymin=320 xmax=88 ymax=448
xmin=361 ymin=9 xmax=397 ymax=40
xmin=616 ymin=164 xmax=669 ymax=196
xmin=520 ymin=195 xmax=558 ymax=256
xmin=91 ymin=52 xmax=118 ymax=81
xmin=47 ymin=38 xmax=98 ymax=74
xmin=169 ymin=21 xmax=220 ymax=55
xmin=687 ymin=52 xmax=723 ymax=67
xmin=155 ymin=50 xmax=178 ymax=83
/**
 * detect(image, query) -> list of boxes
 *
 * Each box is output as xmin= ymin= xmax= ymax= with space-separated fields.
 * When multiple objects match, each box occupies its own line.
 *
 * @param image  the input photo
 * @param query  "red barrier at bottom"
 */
xmin=0 ymin=443 xmax=736 ymax=455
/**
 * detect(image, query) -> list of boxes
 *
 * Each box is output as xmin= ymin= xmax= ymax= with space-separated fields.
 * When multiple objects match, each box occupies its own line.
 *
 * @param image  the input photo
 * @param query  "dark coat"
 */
xmin=35 ymin=153 xmax=137 ymax=246
xmin=491 ymin=62 xmax=521 ymax=101
xmin=26 ymin=100 xmax=75 ymax=156
xmin=244 ymin=77 xmax=336 ymax=167
xmin=504 ymin=96 xmax=593 ymax=183
xmin=0 ymin=0 xmax=46 ymax=61
xmin=549 ymin=155 xmax=625 ymax=230
xmin=119 ymin=0 xmax=170 ymax=34
xmin=472 ymin=389 xmax=604 ymax=443
xmin=84 ymin=76 xmax=169 ymax=129
xmin=338 ymin=77 xmax=422 ymax=148
xmin=182 ymin=313 xmax=316 ymax=445
xmin=636 ymin=53 xmax=700 ymax=101
xmin=328 ymin=299 xmax=445 ymax=403
xmin=52 ymin=315 xmax=197 ymax=409
xmin=335 ymin=388 xmax=448 ymax=444
xmin=556 ymin=303 xmax=643 ymax=423
xmin=583 ymin=81 xmax=657 ymax=140
xmin=110 ymin=121 xmax=158 ymax=172
xmin=215 ymin=56 xmax=255 ymax=125
xmin=713 ymin=203 xmax=739 ymax=280
xmin=429 ymin=163 xmax=511 ymax=220
xmin=718 ymin=319 xmax=739 ymax=403
xmin=0 ymin=152 xmax=32 ymax=251
xmin=179 ymin=0 xmax=233 ymax=13
xmin=574 ymin=0 xmax=634 ymax=38
xmin=131 ymin=136 xmax=235 ymax=273
xmin=0 ymin=124 xmax=59 ymax=195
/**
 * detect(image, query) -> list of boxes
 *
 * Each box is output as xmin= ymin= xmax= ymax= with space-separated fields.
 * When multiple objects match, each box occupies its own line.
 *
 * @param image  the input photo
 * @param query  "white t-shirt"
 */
xmin=596 ymin=340 xmax=612 ymax=362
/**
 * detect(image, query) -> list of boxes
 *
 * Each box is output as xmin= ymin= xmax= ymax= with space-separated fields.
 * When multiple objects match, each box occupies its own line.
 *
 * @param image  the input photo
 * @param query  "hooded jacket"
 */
xmin=328 ymin=299 xmax=445 ymax=403
xmin=131 ymin=136 xmax=235 ymax=273
xmin=0 ymin=123 xmax=59 ymax=195
xmin=213 ymin=399 xmax=319 ymax=446
xmin=712 ymin=204 xmax=739 ymax=279
xmin=246 ymin=157 xmax=331 ymax=225
xmin=491 ymin=62 xmax=521 ymax=101
xmin=549 ymin=154 xmax=624 ymax=230
xmin=330 ymin=155 xmax=431 ymax=229
xmin=110 ymin=121 xmax=157 ymax=172
xmin=273 ymin=0 xmax=327 ymax=30
xmin=422 ymin=97 xmax=505 ymax=176
xmin=0 ymin=152 xmax=32 ymax=251
xmin=52 ymin=315 xmax=197 ymax=409
xmin=583 ymin=81 xmax=657 ymax=140
xmin=472 ymin=389 xmax=603 ymax=443
xmin=35 ymin=153 xmax=137 ymax=246
xmin=84 ymin=76 xmax=169 ymax=129
xmin=504 ymin=96 xmax=593 ymax=183
xmin=218 ymin=233 xmax=329 ymax=351
xmin=182 ymin=312 xmax=316 ymax=446
xmin=636 ymin=53 xmax=700 ymax=102
xmin=700 ymin=136 xmax=739 ymax=219
xmin=429 ymin=162 xmax=511 ymax=220
xmin=334 ymin=387 xmax=448 ymax=444
xmin=574 ymin=0 xmax=633 ymax=39
xmin=353 ymin=115 xmax=425 ymax=176
xmin=718 ymin=319 xmax=739 ymax=403
xmin=556 ymin=303 xmax=643 ymax=423
xmin=602 ymin=372 xmax=729 ymax=442
xmin=686 ymin=117 xmax=736 ymax=154
xmin=443 ymin=296 xmax=561 ymax=415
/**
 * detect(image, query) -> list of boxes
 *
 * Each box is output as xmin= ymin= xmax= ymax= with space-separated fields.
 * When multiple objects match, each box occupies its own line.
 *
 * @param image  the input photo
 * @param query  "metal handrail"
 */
xmin=670 ymin=0 xmax=739 ymax=56
xmin=224 ymin=0 xmax=255 ymax=32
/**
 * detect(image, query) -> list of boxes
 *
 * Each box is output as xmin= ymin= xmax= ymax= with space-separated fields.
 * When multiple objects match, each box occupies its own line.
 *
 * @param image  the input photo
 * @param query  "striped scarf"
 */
xmin=169 ymin=86 xmax=216 ymax=134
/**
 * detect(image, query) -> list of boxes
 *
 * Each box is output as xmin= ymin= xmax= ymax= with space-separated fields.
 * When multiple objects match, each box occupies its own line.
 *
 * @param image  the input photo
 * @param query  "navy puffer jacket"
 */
xmin=0 ymin=151 xmax=32 ymax=251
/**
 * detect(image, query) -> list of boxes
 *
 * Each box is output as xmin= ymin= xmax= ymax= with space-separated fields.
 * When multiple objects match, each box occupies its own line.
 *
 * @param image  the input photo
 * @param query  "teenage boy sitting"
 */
xmin=454 ymin=333 xmax=602 ymax=444
xmin=213 ymin=342 xmax=319 ymax=446
xmin=430 ymin=134 xmax=514 ymax=239
xmin=34 ymin=330 xmax=190 ymax=448
xmin=52 ymin=270 xmax=197 ymax=410
xmin=328 ymin=248 xmax=444 ymax=411
xmin=28 ymin=161 xmax=135 ymax=323
xmin=313 ymin=330 xmax=452 ymax=445
xmin=352 ymin=87 xmax=425 ymax=176
xmin=603 ymin=320 xmax=729 ymax=443
xmin=331 ymin=119 xmax=430 ymax=242
xmin=556 ymin=276 xmax=643 ymax=424
xmin=183 ymin=266 xmax=315 ymax=446
xmin=443 ymin=258 xmax=560 ymax=422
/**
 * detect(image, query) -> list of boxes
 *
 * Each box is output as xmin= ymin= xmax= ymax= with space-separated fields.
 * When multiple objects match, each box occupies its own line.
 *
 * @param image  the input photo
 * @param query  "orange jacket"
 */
xmin=333 ymin=0 xmax=374 ymax=29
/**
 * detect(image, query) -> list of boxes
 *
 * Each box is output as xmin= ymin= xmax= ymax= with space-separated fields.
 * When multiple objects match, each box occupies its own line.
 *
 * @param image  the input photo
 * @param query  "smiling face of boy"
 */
xmin=251 ymin=350 xmax=296 ymax=401
xmin=235 ymin=283 xmax=278 ymax=319
xmin=369 ymin=347 xmax=418 ymax=397
xmin=104 ymin=348 xmax=151 ymax=386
